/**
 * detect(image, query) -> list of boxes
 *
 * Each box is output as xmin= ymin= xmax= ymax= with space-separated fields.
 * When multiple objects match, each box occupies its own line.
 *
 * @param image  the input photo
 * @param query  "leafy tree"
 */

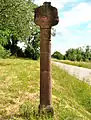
xmin=65 ymin=48 xmax=77 ymax=61
xmin=24 ymin=29 xmax=40 ymax=60
xmin=0 ymin=0 xmax=57 ymax=59
xmin=3 ymin=34 xmax=29 ymax=57
xmin=84 ymin=45 xmax=91 ymax=61
xmin=75 ymin=48 xmax=83 ymax=61
xmin=0 ymin=0 xmax=37 ymax=40
xmin=0 ymin=29 xmax=11 ymax=46
xmin=0 ymin=0 xmax=40 ymax=58
xmin=0 ymin=44 xmax=11 ymax=58
xmin=64 ymin=46 xmax=91 ymax=62
xmin=52 ymin=51 xmax=64 ymax=60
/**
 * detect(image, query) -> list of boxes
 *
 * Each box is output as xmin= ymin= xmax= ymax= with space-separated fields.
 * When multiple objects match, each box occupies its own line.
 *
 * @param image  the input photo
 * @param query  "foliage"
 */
xmin=84 ymin=45 xmax=91 ymax=61
xmin=24 ymin=45 xmax=39 ymax=60
xmin=0 ymin=59 xmax=91 ymax=120
xmin=24 ymin=29 xmax=40 ymax=60
xmin=0 ymin=44 xmax=11 ymax=58
xmin=0 ymin=0 xmax=37 ymax=40
xmin=3 ymin=34 xmax=25 ymax=57
xmin=0 ymin=0 xmax=40 ymax=59
xmin=52 ymin=51 xmax=64 ymax=60
xmin=0 ymin=29 xmax=11 ymax=46
xmin=65 ymin=46 xmax=91 ymax=62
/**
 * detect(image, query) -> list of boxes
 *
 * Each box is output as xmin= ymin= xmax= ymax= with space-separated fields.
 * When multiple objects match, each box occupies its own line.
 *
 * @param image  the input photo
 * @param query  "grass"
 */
xmin=53 ymin=59 xmax=91 ymax=69
xmin=0 ymin=58 xmax=91 ymax=120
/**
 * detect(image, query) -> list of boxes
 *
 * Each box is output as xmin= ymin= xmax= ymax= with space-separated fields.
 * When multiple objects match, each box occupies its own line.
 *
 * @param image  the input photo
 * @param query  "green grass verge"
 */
xmin=0 ymin=58 xmax=91 ymax=120
xmin=53 ymin=59 xmax=91 ymax=69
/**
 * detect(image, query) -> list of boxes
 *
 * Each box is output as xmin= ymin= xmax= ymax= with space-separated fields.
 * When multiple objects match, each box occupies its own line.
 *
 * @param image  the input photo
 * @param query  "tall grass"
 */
xmin=0 ymin=59 xmax=91 ymax=120
xmin=53 ymin=59 xmax=91 ymax=69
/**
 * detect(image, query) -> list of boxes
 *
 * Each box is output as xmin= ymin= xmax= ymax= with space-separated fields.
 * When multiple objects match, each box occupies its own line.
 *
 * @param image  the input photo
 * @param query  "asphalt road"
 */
xmin=53 ymin=61 xmax=91 ymax=85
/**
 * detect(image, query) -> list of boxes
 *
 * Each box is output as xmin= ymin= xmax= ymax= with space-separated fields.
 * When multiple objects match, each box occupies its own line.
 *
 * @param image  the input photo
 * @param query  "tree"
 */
xmin=75 ymin=48 xmax=83 ymax=61
xmin=65 ymin=48 xmax=82 ymax=61
xmin=84 ymin=45 xmax=91 ymax=61
xmin=0 ymin=29 xmax=11 ymax=46
xmin=3 ymin=34 xmax=21 ymax=56
xmin=0 ymin=0 xmax=37 ymax=40
xmin=64 ymin=46 xmax=91 ymax=62
xmin=65 ymin=48 xmax=77 ymax=61
xmin=24 ymin=29 xmax=40 ymax=60
xmin=0 ymin=0 xmax=41 ymax=58
xmin=0 ymin=44 xmax=11 ymax=58
xmin=52 ymin=51 xmax=64 ymax=60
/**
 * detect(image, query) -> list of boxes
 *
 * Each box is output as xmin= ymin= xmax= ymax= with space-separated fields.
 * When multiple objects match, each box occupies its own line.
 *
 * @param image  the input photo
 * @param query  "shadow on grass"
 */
xmin=0 ymin=63 xmax=11 ymax=66
xmin=0 ymin=114 xmax=21 ymax=120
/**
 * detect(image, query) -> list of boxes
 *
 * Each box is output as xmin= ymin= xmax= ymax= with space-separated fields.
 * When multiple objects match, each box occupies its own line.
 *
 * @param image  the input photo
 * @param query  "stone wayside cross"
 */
xmin=34 ymin=2 xmax=59 ymax=114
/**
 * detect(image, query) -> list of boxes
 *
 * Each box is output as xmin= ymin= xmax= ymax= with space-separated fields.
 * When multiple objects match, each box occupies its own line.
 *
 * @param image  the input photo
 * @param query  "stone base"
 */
xmin=38 ymin=105 xmax=54 ymax=116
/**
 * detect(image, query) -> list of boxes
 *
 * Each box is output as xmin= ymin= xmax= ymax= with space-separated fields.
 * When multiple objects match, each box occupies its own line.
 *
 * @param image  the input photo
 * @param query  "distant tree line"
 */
xmin=52 ymin=45 xmax=91 ymax=62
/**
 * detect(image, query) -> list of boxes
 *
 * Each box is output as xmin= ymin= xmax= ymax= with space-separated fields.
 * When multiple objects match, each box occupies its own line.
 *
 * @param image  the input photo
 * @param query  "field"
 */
xmin=0 ymin=59 xmax=91 ymax=120
xmin=53 ymin=59 xmax=91 ymax=69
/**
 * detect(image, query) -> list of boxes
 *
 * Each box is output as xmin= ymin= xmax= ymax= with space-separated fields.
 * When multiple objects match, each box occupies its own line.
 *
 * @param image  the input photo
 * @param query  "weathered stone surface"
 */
xmin=34 ymin=2 xmax=59 ymax=28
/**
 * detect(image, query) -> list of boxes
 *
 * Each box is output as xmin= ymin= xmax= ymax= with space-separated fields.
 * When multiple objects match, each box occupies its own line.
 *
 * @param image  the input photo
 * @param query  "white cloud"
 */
xmin=87 ymin=30 xmax=91 ymax=33
xmin=87 ymin=23 xmax=91 ymax=29
xmin=53 ymin=2 xmax=91 ymax=49
xmin=53 ymin=24 xmax=70 ymax=36
xmin=34 ymin=0 xmax=72 ymax=4
xmin=34 ymin=0 xmax=63 ymax=9
xmin=61 ymin=3 xmax=91 ymax=27
xmin=34 ymin=0 xmax=73 ymax=9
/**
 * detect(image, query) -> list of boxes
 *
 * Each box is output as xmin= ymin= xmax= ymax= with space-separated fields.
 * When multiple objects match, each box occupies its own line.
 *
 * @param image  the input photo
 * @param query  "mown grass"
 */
xmin=0 ymin=58 xmax=91 ymax=120
xmin=53 ymin=59 xmax=91 ymax=69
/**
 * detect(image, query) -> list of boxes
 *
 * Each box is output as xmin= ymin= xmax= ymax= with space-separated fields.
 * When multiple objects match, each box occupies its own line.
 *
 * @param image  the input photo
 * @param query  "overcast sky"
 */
xmin=34 ymin=0 xmax=91 ymax=54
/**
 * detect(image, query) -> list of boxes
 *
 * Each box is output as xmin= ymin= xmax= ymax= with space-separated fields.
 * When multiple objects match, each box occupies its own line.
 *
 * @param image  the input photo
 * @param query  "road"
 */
xmin=53 ymin=61 xmax=91 ymax=85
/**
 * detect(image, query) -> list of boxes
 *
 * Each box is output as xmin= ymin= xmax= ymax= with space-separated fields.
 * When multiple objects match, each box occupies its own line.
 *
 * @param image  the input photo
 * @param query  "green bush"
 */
xmin=0 ymin=44 xmax=11 ymax=58
xmin=52 ymin=51 xmax=64 ymax=60
xmin=24 ymin=45 xmax=40 ymax=60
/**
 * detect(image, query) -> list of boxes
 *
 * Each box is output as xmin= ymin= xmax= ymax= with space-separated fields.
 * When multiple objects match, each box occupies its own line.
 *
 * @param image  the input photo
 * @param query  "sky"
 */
xmin=34 ymin=0 xmax=91 ymax=54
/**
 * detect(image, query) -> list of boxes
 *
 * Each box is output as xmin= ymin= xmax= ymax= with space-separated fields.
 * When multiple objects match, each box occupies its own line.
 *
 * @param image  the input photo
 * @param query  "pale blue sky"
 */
xmin=34 ymin=0 xmax=91 ymax=54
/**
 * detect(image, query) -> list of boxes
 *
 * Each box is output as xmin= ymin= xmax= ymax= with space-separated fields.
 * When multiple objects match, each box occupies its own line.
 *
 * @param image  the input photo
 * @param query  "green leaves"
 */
xmin=0 ymin=44 xmax=11 ymax=58
xmin=52 ymin=51 xmax=64 ymax=60
xmin=0 ymin=29 xmax=10 ymax=45
xmin=0 ymin=0 xmax=37 ymax=40
xmin=65 ymin=46 xmax=91 ymax=61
